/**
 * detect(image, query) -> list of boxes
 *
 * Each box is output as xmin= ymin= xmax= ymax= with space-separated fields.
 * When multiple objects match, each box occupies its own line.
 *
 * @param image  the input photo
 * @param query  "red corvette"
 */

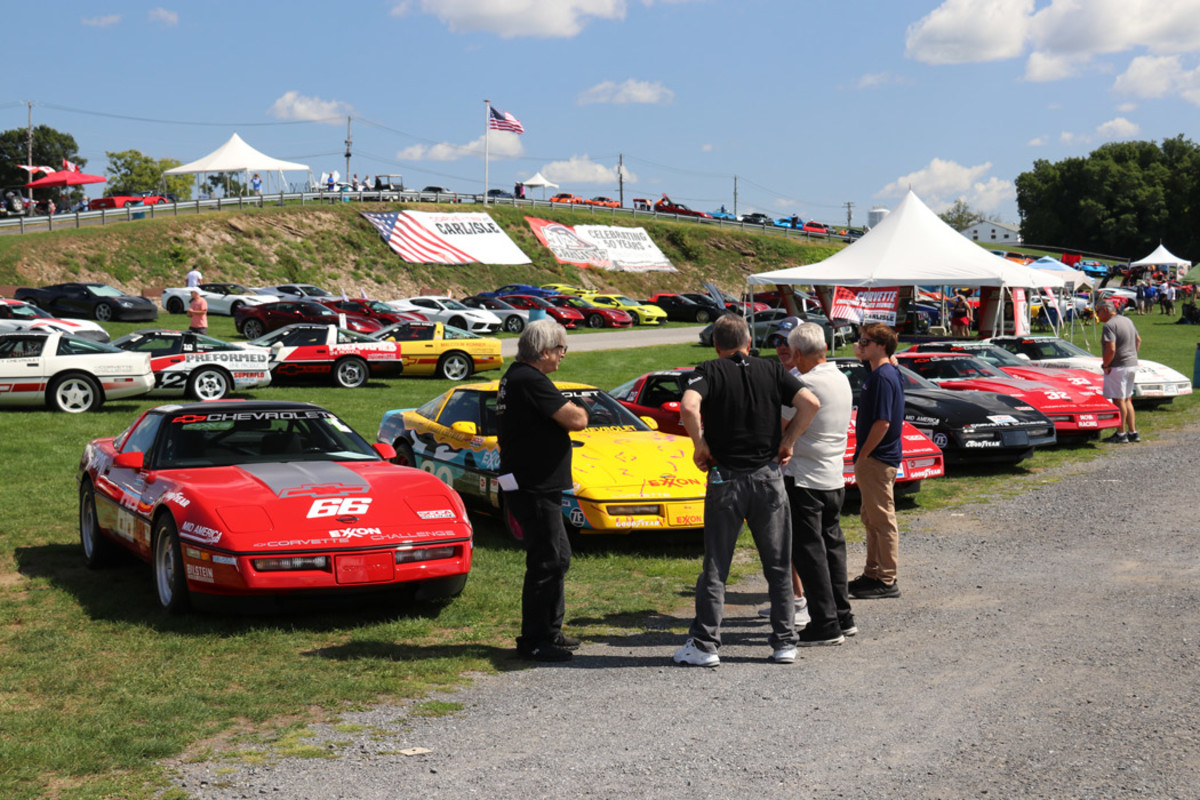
xmin=545 ymin=295 xmax=633 ymax=328
xmin=610 ymin=368 xmax=945 ymax=494
xmin=499 ymin=294 xmax=585 ymax=328
xmin=896 ymin=353 xmax=1119 ymax=436
xmin=904 ymin=342 xmax=1104 ymax=397
xmin=235 ymin=300 xmax=382 ymax=339
xmin=77 ymin=400 xmax=473 ymax=612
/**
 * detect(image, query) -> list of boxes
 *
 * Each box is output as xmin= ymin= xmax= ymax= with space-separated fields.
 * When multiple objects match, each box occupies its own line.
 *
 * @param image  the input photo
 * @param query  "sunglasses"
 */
xmin=859 ymin=338 xmax=880 ymax=346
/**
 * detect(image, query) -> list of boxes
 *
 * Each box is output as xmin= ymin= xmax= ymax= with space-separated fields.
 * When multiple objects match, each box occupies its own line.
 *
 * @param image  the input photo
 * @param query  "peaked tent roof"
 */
xmin=520 ymin=171 xmax=558 ymax=189
xmin=1130 ymin=243 xmax=1190 ymax=269
xmin=748 ymin=190 xmax=1063 ymax=289
xmin=163 ymin=133 xmax=309 ymax=175
xmin=1030 ymin=255 xmax=1093 ymax=288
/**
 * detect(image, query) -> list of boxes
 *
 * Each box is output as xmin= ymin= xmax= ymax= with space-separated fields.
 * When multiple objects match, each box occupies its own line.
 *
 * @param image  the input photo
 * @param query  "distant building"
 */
xmin=961 ymin=220 xmax=1022 ymax=244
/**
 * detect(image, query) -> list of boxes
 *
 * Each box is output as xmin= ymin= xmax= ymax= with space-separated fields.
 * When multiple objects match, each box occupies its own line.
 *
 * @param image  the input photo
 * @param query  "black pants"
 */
xmin=786 ymin=479 xmax=851 ymax=636
xmin=506 ymin=490 xmax=571 ymax=648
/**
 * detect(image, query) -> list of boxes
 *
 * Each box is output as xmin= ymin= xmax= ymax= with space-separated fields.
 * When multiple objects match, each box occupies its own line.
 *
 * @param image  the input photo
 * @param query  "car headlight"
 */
xmin=118 ymin=300 xmax=135 ymax=307
xmin=252 ymin=555 xmax=330 ymax=571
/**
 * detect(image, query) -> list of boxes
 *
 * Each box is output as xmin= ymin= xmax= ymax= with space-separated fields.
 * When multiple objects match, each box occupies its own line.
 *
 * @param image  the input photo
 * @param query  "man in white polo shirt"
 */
xmin=783 ymin=321 xmax=856 ymax=645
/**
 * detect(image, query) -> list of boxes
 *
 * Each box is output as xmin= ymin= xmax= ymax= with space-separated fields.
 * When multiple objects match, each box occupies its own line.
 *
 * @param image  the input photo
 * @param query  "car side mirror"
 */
xmin=114 ymin=451 xmax=145 ymax=470
xmin=451 ymin=421 xmax=478 ymax=436
xmin=373 ymin=442 xmax=397 ymax=460
xmin=639 ymin=416 xmax=660 ymax=431
xmin=661 ymin=401 xmax=681 ymax=413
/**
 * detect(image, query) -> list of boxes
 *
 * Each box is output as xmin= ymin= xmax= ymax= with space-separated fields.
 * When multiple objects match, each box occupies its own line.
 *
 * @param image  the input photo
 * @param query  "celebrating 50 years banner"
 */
xmin=526 ymin=217 xmax=676 ymax=272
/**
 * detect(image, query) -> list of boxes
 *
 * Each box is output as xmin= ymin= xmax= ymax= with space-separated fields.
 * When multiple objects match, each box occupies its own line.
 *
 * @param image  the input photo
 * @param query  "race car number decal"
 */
xmin=306 ymin=497 xmax=373 ymax=518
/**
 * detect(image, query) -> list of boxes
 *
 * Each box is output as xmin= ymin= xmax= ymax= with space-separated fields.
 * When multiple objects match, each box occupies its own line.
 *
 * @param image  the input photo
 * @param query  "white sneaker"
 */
xmin=673 ymin=638 xmax=719 ymax=667
xmin=770 ymin=645 xmax=797 ymax=664
xmin=794 ymin=596 xmax=810 ymax=628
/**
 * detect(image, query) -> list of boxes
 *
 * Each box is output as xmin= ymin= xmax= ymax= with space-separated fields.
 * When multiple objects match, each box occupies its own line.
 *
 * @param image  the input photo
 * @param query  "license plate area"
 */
xmin=335 ymin=552 xmax=395 ymax=584
xmin=668 ymin=502 xmax=704 ymax=527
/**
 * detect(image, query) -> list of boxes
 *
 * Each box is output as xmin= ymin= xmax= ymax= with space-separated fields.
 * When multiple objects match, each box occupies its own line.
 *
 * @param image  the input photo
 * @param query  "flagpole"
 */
xmin=483 ymin=99 xmax=490 ymax=206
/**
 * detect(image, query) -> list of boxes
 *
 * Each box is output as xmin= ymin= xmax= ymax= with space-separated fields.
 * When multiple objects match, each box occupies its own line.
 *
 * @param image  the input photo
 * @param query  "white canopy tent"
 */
xmin=521 ymin=171 xmax=559 ymax=199
xmin=163 ymin=133 xmax=312 ymax=196
xmin=1130 ymin=243 xmax=1190 ymax=274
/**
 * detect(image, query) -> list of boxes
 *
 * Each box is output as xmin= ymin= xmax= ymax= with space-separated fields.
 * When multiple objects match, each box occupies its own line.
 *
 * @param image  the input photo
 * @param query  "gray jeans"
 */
xmin=689 ymin=462 xmax=796 ymax=652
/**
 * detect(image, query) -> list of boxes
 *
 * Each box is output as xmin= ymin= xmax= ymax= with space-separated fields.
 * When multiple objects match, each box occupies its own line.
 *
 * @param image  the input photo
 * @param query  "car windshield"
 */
xmin=154 ymin=407 xmax=380 ymax=468
xmin=226 ymin=284 xmax=254 ymax=294
xmin=560 ymin=388 xmax=651 ymax=431
xmin=612 ymin=296 xmax=639 ymax=307
xmin=297 ymin=285 xmax=330 ymax=297
xmin=89 ymin=285 xmax=126 ymax=298
xmin=1032 ymin=338 xmax=1093 ymax=359
xmin=7 ymin=303 xmax=46 ymax=320
xmin=363 ymin=301 xmax=395 ymax=313
xmin=439 ymin=299 xmax=469 ymax=310
xmin=918 ymin=357 xmax=1007 ymax=380
xmin=963 ymin=345 xmax=1026 ymax=367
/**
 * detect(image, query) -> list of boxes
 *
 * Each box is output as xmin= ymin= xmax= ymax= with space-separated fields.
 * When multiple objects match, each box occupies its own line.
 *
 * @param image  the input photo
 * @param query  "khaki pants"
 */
xmin=854 ymin=455 xmax=899 ymax=584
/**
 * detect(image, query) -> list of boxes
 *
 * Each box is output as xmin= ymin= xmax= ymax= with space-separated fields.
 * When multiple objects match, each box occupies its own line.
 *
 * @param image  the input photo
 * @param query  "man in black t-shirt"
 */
xmin=497 ymin=318 xmax=588 ymax=662
xmin=673 ymin=314 xmax=820 ymax=667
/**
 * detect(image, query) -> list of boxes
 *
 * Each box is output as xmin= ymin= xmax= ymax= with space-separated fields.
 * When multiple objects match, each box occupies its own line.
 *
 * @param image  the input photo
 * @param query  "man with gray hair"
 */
xmin=497 ymin=318 xmax=589 ymax=662
xmin=1096 ymin=299 xmax=1141 ymax=443
xmin=674 ymin=313 xmax=819 ymax=667
xmin=783 ymin=322 xmax=855 ymax=645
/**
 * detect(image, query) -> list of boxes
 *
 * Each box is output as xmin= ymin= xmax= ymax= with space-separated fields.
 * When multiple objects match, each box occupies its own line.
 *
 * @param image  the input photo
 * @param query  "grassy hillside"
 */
xmin=0 ymin=203 xmax=842 ymax=299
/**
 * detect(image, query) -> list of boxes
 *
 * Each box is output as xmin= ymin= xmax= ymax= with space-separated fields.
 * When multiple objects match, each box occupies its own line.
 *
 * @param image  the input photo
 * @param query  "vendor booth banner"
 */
xmin=525 ymin=217 xmax=612 ymax=269
xmin=573 ymin=224 xmax=676 ymax=272
xmin=828 ymin=286 xmax=900 ymax=324
xmin=362 ymin=211 xmax=530 ymax=265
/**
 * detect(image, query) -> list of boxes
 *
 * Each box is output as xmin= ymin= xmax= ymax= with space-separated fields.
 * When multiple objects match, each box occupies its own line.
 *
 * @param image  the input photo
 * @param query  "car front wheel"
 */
xmin=503 ymin=315 xmax=525 ymax=333
xmin=166 ymin=297 xmax=186 ymax=314
xmin=94 ymin=303 xmax=114 ymax=322
xmin=437 ymin=352 xmax=473 ymax=381
xmin=695 ymin=309 xmax=712 ymax=323
xmin=188 ymin=367 xmax=231 ymax=401
xmin=80 ymin=481 xmax=116 ymax=568
xmin=586 ymin=313 xmax=605 ymax=329
xmin=241 ymin=319 xmax=264 ymax=339
xmin=153 ymin=516 xmax=190 ymax=614
xmin=333 ymin=356 xmax=369 ymax=388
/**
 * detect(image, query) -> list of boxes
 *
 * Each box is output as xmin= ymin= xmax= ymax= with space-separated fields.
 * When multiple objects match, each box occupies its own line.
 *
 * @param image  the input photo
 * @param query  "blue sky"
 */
xmin=5 ymin=0 xmax=1200 ymax=226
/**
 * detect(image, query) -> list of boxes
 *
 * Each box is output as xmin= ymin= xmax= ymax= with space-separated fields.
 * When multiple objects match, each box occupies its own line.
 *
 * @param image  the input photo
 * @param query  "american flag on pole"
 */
xmin=488 ymin=106 xmax=525 ymax=134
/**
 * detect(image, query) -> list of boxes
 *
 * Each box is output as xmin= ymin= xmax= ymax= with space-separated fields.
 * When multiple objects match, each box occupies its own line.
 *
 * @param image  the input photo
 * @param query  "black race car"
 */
xmin=831 ymin=357 xmax=1057 ymax=465
xmin=15 ymin=282 xmax=159 ymax=323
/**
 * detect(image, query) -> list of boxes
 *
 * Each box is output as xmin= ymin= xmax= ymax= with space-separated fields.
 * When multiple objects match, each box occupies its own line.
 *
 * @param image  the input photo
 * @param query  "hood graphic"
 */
xmin=237 ymin=462 xmax=371 ymax=498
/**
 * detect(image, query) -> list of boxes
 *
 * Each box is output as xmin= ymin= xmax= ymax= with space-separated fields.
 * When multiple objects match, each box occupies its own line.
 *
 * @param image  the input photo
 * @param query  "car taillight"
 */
xmin=394 ymin=546 xmax=457 ymax=564
xmin=252 ymin=556 xmax=330 ymax=572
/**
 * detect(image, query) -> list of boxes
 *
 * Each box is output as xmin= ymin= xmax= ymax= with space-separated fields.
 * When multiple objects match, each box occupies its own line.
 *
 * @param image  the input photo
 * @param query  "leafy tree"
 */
xmin=204 ymin=173 xmax=246 ymax=197
xmin=104 ymin=149 xmax=193 ymax=200
xmin=938 ymin=198 xmax=984 ymax=231
xmin=0 ymin=125 xmax=85 ymax=202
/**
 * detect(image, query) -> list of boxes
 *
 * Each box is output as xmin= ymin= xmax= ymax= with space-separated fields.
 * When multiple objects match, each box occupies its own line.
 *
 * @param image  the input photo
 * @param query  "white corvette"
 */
xmin=161 ymin=283 xmax=279 ymax=316
xmin=111 ymin=329 xmax=272 ymax=401
xmin=388 ymin=296 xmax=502 ymax=334
xmin=0 ymin=330 xmax=154 ymax=412
xmin=0 ymin=298 xmax=110 ymax=342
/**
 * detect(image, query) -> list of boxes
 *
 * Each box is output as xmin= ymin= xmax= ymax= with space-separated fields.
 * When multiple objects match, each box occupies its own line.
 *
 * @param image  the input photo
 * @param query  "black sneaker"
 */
xmin=554 ymin=633 xmax=582 ymax=651
xmin=797 ymin=626 xmax=845 ymax=647
xmin=847 ymin=574 xmax=871 ymax=592
xmin=1103 ymin=431 xmax=1129 ymax=443
xmin=1127 ymin=431 xmax=1140 ymax=443
xmin=850 ymin=578 xmax=901 ymax=599
xmin=839 ymin=615 xmax=858 ymax=637
xmin=516 ymin=642 xmax=573 ymax=662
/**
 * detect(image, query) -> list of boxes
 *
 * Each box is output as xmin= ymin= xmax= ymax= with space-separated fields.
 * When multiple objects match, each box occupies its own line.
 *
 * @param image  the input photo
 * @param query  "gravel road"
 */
xmin=172 ymin=422 xmax=1200 ymax=800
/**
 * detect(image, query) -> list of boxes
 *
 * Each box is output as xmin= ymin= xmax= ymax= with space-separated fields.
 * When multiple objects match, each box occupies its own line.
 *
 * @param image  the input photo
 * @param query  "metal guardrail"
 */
xmin=0 ymin=189 xmax=836 ymax=243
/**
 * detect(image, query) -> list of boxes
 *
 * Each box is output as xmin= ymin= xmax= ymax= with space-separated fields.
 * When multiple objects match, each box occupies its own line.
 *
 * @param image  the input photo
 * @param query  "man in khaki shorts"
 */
xmin=1097 ymin=300 xmax=1141 ymax=443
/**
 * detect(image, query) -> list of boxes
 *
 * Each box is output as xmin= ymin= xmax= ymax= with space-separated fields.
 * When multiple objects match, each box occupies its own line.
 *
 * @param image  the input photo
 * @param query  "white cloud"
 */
xmin=700 ymin=144 xmax=714 ymax=153
xmin=82 ymin=14 xmax=121 ymax=27
xmin=1112 ymin=54 xmax=1200 ymax=105
xmin=577 ymin=79 xmax=674 ymax=105
xmin=853 ymin=71 xmax=913 ymax=89
xmin=268 ymin=91 xmax=353 ymax=123
xmin=1116 ymin=102 xmax=1138 ymax=112
xmin=1028 ymin=135 xmax=1049 ymax=146
xmin=1060 ymin=131 xmax=1079 ymax=145
xmin=1097 ymin=116 xmax=1140 ymax=138
xmin=398 ymin=132 xmax=523 ymax=162
xmin=875 ymin=158 xmax=1015 ymax=215
xmin=1024 ymin=50 xmax=1090 ymax=82
xmin=391 ymin=0 xmax=626 ymax=39
xmin=149 ymin=8 xmax=178 ymax=25
xmin=905 ymin=0 xmax=1033 ymax=65
xmin=540 ymin=156 xmax=634 ymax=185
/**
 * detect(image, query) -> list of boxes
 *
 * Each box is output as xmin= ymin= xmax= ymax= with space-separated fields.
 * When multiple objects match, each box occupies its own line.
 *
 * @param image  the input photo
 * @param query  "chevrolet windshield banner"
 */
xmin=526 ymin=217 xmax=676 ymax=272
xmin=363 ymin=211 xmax=531 ymax=265
xmin=829 ymin=286 xmax=900 ymax=325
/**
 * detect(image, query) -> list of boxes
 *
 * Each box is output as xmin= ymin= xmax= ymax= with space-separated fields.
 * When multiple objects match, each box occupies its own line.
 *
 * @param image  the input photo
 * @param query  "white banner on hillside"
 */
xmin=573 ymin=225 xmax=676 ymax=272
xmin=362 ymin=211 xmax=530 ymax=265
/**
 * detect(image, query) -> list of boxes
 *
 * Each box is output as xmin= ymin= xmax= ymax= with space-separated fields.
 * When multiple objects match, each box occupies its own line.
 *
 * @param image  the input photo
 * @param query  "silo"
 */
xmin=867 ymin=206 xmax=890 ymax=229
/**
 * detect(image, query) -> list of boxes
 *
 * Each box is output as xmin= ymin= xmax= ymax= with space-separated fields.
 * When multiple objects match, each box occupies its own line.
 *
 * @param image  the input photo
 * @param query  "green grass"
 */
xmin=0 ymin=311 xmax=1196 ymax=799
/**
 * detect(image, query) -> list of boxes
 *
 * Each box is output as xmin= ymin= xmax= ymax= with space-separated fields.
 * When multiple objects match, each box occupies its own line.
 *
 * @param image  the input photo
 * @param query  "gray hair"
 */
xmin=1096 ymin=299 xmax=1116 ymax=315
xmin=788 ymin=321 xmax=826 ymax=357
xmin=516 ymin=317 xmax=567 ymax=362
xmin=712 ymin=314 xmax=750 ymax=351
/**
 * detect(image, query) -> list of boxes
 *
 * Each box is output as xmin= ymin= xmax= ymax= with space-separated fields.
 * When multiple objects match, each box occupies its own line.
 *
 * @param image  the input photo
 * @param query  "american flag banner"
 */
xmin=362 ymin=211 xmax=531 ymax=265
xmin=488 ymin=106 xmax=525 ymax=134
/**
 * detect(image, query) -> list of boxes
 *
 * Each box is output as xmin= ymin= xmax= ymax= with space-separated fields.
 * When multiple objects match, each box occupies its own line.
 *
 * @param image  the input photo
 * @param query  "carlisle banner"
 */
xmin=362 ymin=211 xmax=531 ymax=265
xmin=828 ymin=286 xmax=900 ymax=325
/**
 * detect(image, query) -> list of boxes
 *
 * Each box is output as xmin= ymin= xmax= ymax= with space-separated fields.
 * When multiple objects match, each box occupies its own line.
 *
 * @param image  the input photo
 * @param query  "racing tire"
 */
xmin=391 ymin=440 xmax=417 ymax=468
xmin=48 ymin=372 xmax=102 ymax=413
xmin=187 ymin=366 xmax=231 ymax=401
xmin=153 ymin=515 xmax=190 ymax=614
xmin=241 ymin=319 xmax=265 ymax=340
xmin=586 ymin=313 xmax=605 ymax=329
xmin=332 ymin=356 xmax=369 ymax=389
xmin=448 ymin=316 xmax=467 ymax=331
xmin=79 ymin=481 xmax=117 ymax=568
xmin=695 ymin=309 xmax=712 ymax=323
xmin=437 ymin=351 xmax=473 ymax=381
xmin=503 ymin=315 xmax=525 ymax=333
xmin=165 ymin=297 xmax=186 ymax=314
xmin=94 ymin=303 xmax=114 ymax=322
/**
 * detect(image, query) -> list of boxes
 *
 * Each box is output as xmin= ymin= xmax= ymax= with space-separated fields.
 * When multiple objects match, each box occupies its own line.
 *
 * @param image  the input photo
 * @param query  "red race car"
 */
xmin=610 ymin=368 xmax=945 ymax=495
xmin=235 ymin=300 xmax=382 ymax=339
xmin=77 ymin=400 xmax=473 ymax=612
xmin=319 ymin=298 xmax=426 ymax=326
xmin=896 ymin=352 xmax=1119 ymax=436
xmin=905 ymin=341 xmax=1104 ymax=397
xmin=254 ymin=323 xmax=405 ymax=388
xmin=499 ymin=294 xmax=585 ymax=328
xmin=544 ymin=295 xmax=633 ymax=328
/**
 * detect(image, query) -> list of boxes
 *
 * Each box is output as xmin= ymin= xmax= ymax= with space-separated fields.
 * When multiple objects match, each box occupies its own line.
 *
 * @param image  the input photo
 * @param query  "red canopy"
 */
xmin=25 ymin=170 xmax=106 ymax=189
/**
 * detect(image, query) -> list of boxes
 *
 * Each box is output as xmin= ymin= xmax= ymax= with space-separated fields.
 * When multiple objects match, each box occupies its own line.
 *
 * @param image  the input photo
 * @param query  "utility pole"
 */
xmin=618 ymin=153 xmax=624 ymax=207
xmin=733 ymin=175 xmax=738 ymax=216
xmin=26 ymin=101 xmax=33 ymax=166
xmin=344 ymin=117 xmax=352 ymax=184
xmin=844 ymin=201 xmax=854 ymax=229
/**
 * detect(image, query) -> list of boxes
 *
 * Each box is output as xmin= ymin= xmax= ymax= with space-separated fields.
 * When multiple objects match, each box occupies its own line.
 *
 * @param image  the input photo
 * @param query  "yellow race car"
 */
xmin=540 ymin=283 xmax=591 ymax=296
xmin=370 ymin=321 xmax=503 ymax=380
xmin=584 ymin=294 xmax=668 ymax=325
xmin=376 ymin=381 xmax=706 ymax=538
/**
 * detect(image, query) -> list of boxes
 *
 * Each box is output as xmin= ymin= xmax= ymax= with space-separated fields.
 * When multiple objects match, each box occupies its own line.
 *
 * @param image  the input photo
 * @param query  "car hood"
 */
xmin=568 ymin=429 xmax=706 ymax=499
xmin=903 ymin=388 xmax=1052 ymax=429
xmin=932 ymin=377 xmax=1113 ymax=412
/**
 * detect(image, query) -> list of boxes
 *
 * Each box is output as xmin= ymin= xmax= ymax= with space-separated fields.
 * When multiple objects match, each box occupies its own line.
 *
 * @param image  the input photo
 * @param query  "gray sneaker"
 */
xmin=1127 ymin=431 xmax=1141 ymax=443
xmin=1103 ymin=431 xmax=1129 ymax=443
xmin=673 ymin=638 xmax=719 ymax=667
